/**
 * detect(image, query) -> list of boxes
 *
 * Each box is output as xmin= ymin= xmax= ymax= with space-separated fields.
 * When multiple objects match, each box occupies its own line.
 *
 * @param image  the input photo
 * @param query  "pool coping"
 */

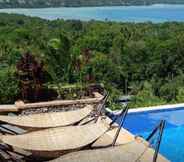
xmin=107 ymin=102 xmax=184 ymax=115
xmin=104 ymin=116 xmax=170 ymax=162
xmin=106 ymin=103 xmax=176 ymax=162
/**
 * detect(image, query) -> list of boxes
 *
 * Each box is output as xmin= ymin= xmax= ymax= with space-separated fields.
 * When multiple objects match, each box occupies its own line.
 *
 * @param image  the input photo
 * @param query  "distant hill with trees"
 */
xmin=1 ymin=13 xmax=184 ymax=108
xmin=0 ymin=0 xmax=184 ymax=8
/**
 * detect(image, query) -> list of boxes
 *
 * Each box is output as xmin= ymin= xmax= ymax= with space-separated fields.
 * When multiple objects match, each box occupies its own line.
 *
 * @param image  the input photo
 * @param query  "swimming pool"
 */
xmin=114 ymin=107 xmax=184 ymax=162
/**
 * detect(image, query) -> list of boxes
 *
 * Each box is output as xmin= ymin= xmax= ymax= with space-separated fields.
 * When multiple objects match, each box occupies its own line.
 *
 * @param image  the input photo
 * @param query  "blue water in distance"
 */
xmin=1 ymin=4 xmax=184 ymax=22
xmin=114 ymin=108 xmax=184 ymax=162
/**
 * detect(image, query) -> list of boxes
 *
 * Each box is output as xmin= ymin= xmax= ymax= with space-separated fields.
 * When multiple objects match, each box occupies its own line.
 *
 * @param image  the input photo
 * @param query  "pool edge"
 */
xmin=107 ymin=102 xmax=184 ymax=115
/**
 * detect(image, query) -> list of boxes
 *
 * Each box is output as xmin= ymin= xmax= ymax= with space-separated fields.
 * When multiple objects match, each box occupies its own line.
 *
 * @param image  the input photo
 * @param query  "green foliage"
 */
xmin=176 ymin=87 xmax=184 ymax=103
xmin=105 ymin=85 xmax=122 ymax=110
xmin=45 ymin=33 xmax=71 ymax=82
xmin=0 ymin=68 xmax=19 ymax=104
xmin=159 ymin=82 xmax=178 ymax=102
xmin=1 ymin=13 xmax=184 ymax=107
xmin=129 ymin=82 xmax=166 ymax=108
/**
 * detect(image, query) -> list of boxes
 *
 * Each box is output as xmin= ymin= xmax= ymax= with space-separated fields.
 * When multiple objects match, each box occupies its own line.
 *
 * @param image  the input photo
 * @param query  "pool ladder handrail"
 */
xmin=111 ymin=105 xmax=129 ymax=146
xmin=90 ymin=105 xmax=129 ymax=149
xmin=94 ymin=90 xmax=109 ymax=123
xmin=81 ymin=91 xmax=109 ymax=126
xmin=146 ymin=120 xmax=166 ymax=162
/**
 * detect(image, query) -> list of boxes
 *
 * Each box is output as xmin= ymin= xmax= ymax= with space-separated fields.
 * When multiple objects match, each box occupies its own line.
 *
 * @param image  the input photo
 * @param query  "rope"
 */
xmin=134 ymin=120 xmax=165 ymax=162
xmin=134 ymin=142 xmax=151 ymax=162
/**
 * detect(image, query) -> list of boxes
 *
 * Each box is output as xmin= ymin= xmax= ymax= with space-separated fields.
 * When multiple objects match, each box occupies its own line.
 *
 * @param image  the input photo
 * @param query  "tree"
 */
xmin=46 ymin=32 xmax=71 ymax=82
xmin=16 ymin=52 xmax=45 ymax=102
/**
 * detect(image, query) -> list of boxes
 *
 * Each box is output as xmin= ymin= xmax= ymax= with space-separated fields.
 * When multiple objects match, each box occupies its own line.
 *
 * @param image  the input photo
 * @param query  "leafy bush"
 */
xmin=129 ymin=82 xmax=166 ymax=108
xmin=159 ymin=82 xmax=178 ymax=102
xmin=1 ymin=14 xmax=184 ymax=107
xmin=0 ymin=68 xmax=19 ymax=104
xmin=101 ymin=84 xmax=122 ymax=110
xmin=176 ymin=87 xmax=184 ymax=103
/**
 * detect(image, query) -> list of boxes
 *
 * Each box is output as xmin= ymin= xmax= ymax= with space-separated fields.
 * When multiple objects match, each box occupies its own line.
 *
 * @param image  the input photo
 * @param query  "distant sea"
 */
xmin=1 ymin=4 xmax=184 ymax=22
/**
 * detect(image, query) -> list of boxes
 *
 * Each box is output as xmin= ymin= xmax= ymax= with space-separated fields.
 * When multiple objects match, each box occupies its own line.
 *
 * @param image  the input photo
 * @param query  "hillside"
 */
xmin=1 ymin=13 xmax=184 ymax=108
xmin=0 ymin=0 xmax=184 ymax=8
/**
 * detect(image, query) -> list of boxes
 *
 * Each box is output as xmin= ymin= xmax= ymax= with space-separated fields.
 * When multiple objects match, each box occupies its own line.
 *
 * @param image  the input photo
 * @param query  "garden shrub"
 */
xmin=0 ymin=68 xmax=19 ymax=104
xmin=176 ymin=87 xmax=184 ymax=103
xmin=129 ymin=82 xmax=166 ymax=108
xmin=159 ymin=82 xmax=178 ymax=102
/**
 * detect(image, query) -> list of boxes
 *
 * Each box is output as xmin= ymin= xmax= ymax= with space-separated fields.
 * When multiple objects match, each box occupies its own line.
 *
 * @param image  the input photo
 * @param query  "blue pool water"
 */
xmin=115 ymin=108 xmax=184 ymax=162
xmin=1 ymin=5 xmax=184 ymax=22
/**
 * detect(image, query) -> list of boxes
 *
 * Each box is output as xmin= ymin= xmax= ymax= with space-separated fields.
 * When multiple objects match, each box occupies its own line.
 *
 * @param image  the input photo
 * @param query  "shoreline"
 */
xmin=0 ymin=4 xmax=184 ymax=10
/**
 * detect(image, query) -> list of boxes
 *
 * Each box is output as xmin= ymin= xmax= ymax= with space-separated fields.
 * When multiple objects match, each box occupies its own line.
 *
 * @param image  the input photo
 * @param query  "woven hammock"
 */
xmin=0 ymin=105 xmax=93 ymax=129
xmin=49 ymin=139 xmax=169 ymax=162
xmin=92 ymin=126 xmax=135 ymax=148
xmin=0 ymin=121 xmax=109 ymax=158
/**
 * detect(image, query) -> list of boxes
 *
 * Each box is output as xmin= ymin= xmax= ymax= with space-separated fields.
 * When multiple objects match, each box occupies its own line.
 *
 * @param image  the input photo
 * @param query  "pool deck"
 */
xmin=99 ymin=117 xmax=170 ymax=162
xmin=0 ymin=101 xmax=171 ymax=162
xmin=0 ymin=116 xmax=170 ymax=162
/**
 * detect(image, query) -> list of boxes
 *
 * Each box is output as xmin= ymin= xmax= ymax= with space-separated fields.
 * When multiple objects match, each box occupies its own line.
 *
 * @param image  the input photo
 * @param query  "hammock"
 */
xmin=49 ymin=138 xmax=168 ymax=162
xmin=0 ymin=121 xmax=109 ymax=158
xmin=49 ymin=120 xmax=167 ymax=162
xmin=0 ymin=105 xmax=93 ymax=130
xmin=0 ymin=106 xmax=129 ymax=160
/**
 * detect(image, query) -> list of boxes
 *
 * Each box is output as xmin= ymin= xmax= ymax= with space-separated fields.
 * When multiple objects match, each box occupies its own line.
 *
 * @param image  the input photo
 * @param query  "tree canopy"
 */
xmin=1 ymin=13 xmax=184 ymax=108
